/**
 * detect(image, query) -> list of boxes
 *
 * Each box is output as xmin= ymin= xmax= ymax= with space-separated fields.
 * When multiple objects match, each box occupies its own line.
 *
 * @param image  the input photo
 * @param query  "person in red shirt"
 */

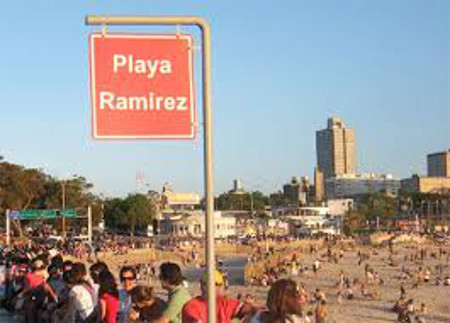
xmin=26 ymin=259 xmax=46 ymax=288
xmin=98 ymin=270 xmax=120 ymax=323
xmin=182 ymin=270 xmax=251 ymax=323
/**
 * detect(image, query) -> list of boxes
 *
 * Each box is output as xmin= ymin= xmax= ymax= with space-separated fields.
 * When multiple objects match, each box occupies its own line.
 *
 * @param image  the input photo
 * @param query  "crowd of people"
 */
xmin=0 ymin=242 xmax=333 ymax=323
xmin=0 ymin=232 xmax=449 ymax=323
xmin=244 ymin=237 xmax=450 ymax=323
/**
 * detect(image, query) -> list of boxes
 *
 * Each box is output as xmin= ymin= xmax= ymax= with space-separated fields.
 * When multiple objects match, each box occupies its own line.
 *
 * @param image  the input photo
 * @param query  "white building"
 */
xmin=273 ymin=206 xmax=329 ymax=217
xmin=274 ymin=206 xmax=341 ymax=235
xmin=289 ymin=216 xmax=340 ymax=236
xmin=160 ymin=211 xmax=236 ymax=239
xmin=327 ymin=199 xmax=353 ymax=216
xmin=325 ymin=173 xmax=400 ymax=198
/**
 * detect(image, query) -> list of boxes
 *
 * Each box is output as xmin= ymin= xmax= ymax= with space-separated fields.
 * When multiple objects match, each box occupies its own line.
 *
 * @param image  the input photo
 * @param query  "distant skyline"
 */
xmin=0 ymin=0 xmax=448 ymax=197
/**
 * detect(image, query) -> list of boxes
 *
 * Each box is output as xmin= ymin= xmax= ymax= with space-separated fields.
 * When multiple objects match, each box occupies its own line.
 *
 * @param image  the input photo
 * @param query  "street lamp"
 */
xmin=61 ymin=181 xmax=66 ymax=238
xmin=61 ymin=178 xmax=76 ymax=238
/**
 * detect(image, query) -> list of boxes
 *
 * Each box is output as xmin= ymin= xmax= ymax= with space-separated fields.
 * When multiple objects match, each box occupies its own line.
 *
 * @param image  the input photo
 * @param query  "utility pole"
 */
xmin=88 ymin=205 xmax=92 ymax=249
xmin=61 ymin=181 xmax=66 ymax=238
xmin=85 ymin=16 xmax=216 ymax=323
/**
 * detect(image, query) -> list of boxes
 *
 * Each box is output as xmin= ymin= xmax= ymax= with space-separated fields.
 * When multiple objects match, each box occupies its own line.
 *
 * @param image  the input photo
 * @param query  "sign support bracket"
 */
xmin=85 ymin=16 xmax=216 ymax=323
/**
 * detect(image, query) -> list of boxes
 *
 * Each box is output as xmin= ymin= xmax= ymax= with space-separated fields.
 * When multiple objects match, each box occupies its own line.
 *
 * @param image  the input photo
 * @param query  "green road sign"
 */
xmin=12 ymin=209 xmax=78 ymax=219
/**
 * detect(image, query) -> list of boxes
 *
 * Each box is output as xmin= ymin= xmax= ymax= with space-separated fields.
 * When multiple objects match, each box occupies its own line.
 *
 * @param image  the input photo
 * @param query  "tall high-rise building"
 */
xmin=314 ymin=167 xmax=325 ymax=203
xmin=427 ymin=150 xmax=450 ymax=177
xmin=316 ymin=117 xmax=355 ymax=179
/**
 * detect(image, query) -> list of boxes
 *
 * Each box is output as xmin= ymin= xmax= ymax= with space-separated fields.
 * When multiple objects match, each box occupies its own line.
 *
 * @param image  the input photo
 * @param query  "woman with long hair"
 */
xmin=98 ymin=270 xmax=119 ymax=323
xmin=250 ymin=279 xmax=304 ymax=323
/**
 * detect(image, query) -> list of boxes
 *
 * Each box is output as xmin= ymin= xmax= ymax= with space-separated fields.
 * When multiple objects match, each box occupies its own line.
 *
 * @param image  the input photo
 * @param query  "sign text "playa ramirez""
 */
xmin=89 ymin=33 xmax=196 ymax=139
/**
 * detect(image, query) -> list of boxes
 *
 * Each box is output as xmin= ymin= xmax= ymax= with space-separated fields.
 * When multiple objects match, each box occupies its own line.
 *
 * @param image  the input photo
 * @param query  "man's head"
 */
xmin=159 ymin=262 xmax=184 ymax=291
xmin=31 ymin=259 xmax=46 ymax=272
xmin=90 ymin=261 xmax=108 ymax=284
xmin=120 ymin=266 xmax=137 ymax=292
xmin=71 ymin=262 xmax=87 ymax=285
xmin=130 ymin=285 xmax=155 ymax=308
xmin=48 ymin=262 xmax=62 ymax=279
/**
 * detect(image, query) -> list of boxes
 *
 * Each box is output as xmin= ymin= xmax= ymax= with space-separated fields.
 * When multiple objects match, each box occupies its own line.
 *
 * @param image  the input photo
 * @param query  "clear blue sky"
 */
xmin=0 ymin=0 xmax=448 ymax=197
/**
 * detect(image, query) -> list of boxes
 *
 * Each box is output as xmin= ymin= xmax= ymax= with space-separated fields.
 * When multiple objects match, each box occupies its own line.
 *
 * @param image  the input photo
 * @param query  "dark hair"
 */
xmin=90 ymin=262 xmax=108 ymax=284
xmin=130 ymin=285 xmax=154 ymax=303
xmin=120 ymin=266 xmax=137 ymax=280
xmin=71 ymin=262 xmax=88 ymax=285
xmin=63 ymin=260 xmax=73 ymax=272
xmin=99 ymin=270 xmax=119 ymax=298
xmin=159 ymin=262 xmax=184 ymax=286
xmin=63 ymin=270 xmax=74 ymax=285
xmin=48 ymin=262 xmax=62 ymax=275
xmin=51 ymin=254 xmax=64 ymax=267
xmin=263 ymin=279 xmax=302 ymax=323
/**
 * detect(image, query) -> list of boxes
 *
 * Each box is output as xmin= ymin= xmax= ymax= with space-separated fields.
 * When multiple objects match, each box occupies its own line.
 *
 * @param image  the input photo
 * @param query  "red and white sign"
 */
xmin=89 ymin=33 xmax=196 ymax=139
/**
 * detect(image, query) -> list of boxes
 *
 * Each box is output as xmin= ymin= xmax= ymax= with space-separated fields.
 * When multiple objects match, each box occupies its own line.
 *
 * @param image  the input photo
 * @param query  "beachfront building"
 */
xmin=401 ymin=175 xmax=450 ymax=194
xmin=159 ymin=211 xmax=236 ymax=239
xmin=325 ymin=173 xmax=401 ymax=199
xmin=273 ymin=205 xmax=341 ymax=235
xmin=253 ymin=218 xmax=290 ymax=237
xmin=327 ymin=199 xmax=354 ymax=216
xmin=287 ymin=214 xmax=340 ymax=236
xmin=273 ymin=205 xmax=329 ymax=217
xmin=367 ymin=216 xmax=426 ymax=233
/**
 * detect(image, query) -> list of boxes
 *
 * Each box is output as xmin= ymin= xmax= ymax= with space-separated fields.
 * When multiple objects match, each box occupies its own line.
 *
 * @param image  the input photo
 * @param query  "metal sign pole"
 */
xmin=85 ymin=16 xmax=216 ymax=323
xmin=88 ymin=205 xmax=93 ymax=249
xmin=62 ymin=181 xmax=66 ymax=238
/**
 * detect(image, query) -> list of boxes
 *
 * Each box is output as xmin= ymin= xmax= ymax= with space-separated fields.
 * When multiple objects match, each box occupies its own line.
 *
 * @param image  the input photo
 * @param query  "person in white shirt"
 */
xmin=66 ymin=262 xmax=98 ymax=322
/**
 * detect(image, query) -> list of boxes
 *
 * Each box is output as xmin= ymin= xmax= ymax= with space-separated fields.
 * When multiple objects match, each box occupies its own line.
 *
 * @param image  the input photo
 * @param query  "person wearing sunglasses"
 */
xmin=118 ymin=266 xmax=137 ymax=323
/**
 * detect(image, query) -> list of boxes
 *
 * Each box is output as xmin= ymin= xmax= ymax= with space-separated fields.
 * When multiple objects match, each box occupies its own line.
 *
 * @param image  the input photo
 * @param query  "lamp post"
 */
xmin=61 ymin=181 xmax=66 ymax=238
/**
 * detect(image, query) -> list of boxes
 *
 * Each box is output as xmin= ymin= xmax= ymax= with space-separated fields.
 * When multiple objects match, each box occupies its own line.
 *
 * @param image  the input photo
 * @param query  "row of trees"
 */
xmin=0 ymin=159 xmax=103 ymax=224
xmin=215 ymin=191 xmax=270 ymax=212
xmin=2 ymin=157 xmax=448 ymax=236
xmin=215 ymin=190 xmax=306 ymax=212
xmin=0 ymin=158 xmax=159 ymax=234
xmin=103 ymin=194 xmax=157 ymax=233
xmin=343 ymin=191 xmax=450 ymax=235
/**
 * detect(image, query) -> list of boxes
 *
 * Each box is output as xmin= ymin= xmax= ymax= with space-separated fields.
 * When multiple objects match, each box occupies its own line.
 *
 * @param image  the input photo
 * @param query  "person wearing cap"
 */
xmin=152 ymin=262 xmax=190 ymax=323
xmin=182 ymin=270 xmax=250 ymax=323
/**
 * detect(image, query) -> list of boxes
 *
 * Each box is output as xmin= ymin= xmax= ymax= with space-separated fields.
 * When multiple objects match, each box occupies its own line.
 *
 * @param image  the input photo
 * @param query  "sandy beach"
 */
xmin=90 ymin=239 xmax=450 ymax=323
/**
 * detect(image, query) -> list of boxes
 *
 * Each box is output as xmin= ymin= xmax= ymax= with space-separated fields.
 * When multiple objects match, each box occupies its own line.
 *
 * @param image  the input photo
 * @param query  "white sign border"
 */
xmin=89 ymin=33 xmax=197 ymax=140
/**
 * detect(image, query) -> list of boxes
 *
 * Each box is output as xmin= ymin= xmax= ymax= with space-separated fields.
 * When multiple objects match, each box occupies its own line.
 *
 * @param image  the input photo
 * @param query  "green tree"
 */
xmin=104 ymin=194 xmax=156 ymax=233
xmin=343 ymin=208 xmax=366 ymax=236
xmin=216 ymin=191 xmax=270 ymax=212
xmin=342 ymin=192 xmax=398 ymax=235
xmin=125 ymin=194 xmax=156 ymax=233
xmin=269 ymin=192 xmax=293 ymax=208
xmin=0 ymin=162 xmax=48 ymax=212
xmin=104 ymin=198 xmax=128 ymax=229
